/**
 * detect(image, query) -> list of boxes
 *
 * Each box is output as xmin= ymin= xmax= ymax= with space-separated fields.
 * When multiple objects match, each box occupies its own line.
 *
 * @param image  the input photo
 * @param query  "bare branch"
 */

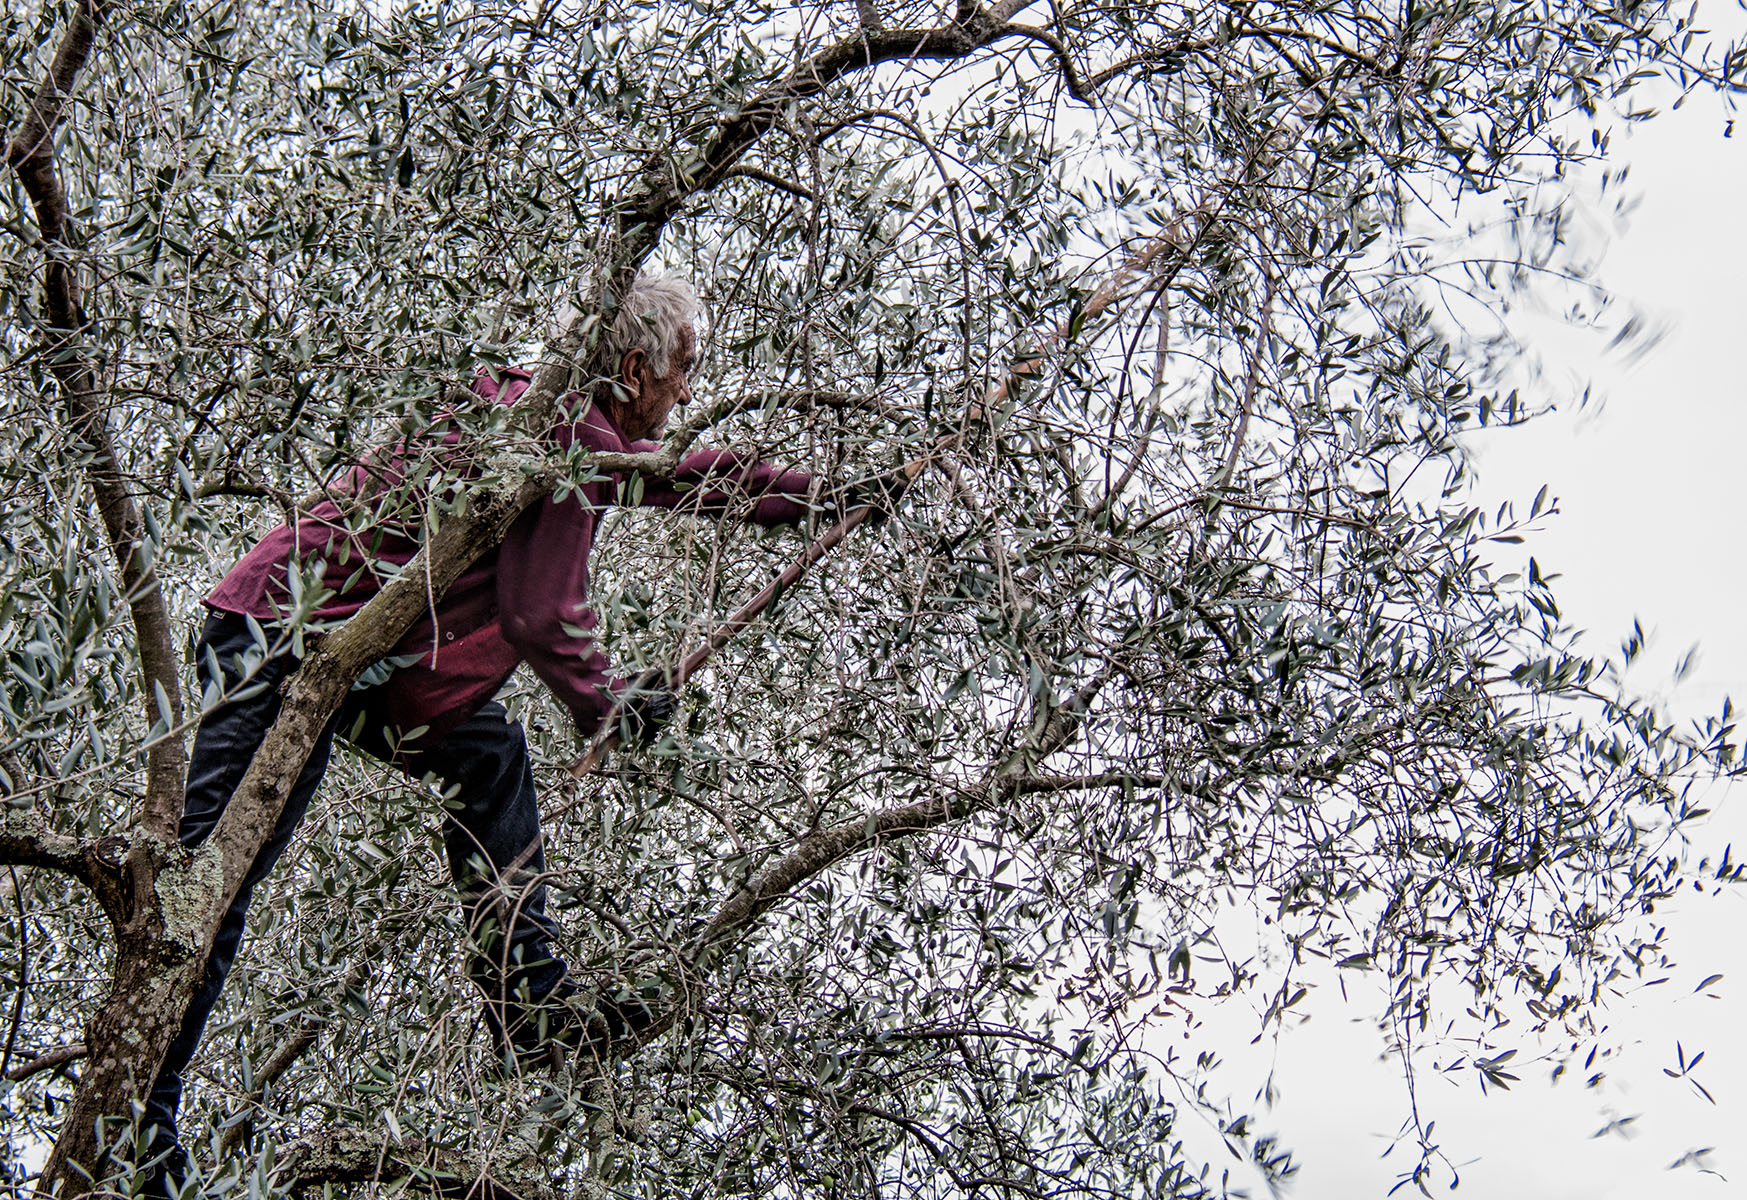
xmin=999 ymin=22 xmax=1094 ymax=104
xmin=719 ymin=164 xmax=818 ymax=201
xmin=0 ymin=816 xmax=126 ymax=933
xmin=281 ymin=1132 xmax=558 ymax=1200
xmin=4 ymin=1042 xmax=84 ymax=1083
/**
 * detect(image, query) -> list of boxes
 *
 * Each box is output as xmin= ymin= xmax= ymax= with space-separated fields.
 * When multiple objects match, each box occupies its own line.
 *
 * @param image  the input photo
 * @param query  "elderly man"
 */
xmin=141 ymin=274 xmax=816 ymax=1187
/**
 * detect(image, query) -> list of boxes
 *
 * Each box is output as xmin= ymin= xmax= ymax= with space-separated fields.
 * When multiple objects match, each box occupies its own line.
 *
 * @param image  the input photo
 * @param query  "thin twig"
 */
xmin=1 ymin=868 xmax=26 ymax=1079
xmin=719 ymin=164 xmax=817 ymax=201
xmin=1215 ymin=257 xmax=1277 ymax=489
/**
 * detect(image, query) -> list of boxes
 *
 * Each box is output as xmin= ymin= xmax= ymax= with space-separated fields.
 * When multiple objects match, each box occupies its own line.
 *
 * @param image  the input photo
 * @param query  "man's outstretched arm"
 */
xmin=626 ymin=446 xmax=815 ymax=527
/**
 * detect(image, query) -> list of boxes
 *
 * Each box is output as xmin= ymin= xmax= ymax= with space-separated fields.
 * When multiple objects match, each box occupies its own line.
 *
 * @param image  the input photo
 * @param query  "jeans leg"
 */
xmin=399 ymin=702 xmax=568 ymax=1006
xmin=142 ymin=613 xmax=338 ymax=1151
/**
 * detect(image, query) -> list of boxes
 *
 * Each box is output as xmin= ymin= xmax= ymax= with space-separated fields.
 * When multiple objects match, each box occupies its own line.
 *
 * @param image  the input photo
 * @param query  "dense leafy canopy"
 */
xmin=1 ymin=0 xmax=1741 ymax=1196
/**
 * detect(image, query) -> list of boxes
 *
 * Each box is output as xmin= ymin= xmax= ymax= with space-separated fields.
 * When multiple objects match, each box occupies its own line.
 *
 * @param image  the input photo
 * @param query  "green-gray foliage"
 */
xmin=2 ymin=0 xmax=1741 ymax=1196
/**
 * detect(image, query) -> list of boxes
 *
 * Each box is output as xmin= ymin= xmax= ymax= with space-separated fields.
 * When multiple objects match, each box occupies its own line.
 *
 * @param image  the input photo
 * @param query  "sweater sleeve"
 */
xmin=627 ymin=448 xmax=814 ymax=527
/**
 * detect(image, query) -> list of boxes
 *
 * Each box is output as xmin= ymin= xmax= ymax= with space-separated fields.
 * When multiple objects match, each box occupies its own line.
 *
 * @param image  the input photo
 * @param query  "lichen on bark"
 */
xmin=154 ymin=840 xmax=222 ymax=951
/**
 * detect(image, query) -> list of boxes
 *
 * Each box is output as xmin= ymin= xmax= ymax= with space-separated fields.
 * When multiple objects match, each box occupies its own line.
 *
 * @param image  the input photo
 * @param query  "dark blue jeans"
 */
xmin=143 ymin=612 xmax=569 ymax=1148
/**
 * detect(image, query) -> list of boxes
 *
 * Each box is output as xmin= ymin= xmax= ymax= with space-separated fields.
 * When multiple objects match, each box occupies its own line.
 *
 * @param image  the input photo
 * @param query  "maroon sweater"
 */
xmin=207 ymin=369 xmax=813 ymax=745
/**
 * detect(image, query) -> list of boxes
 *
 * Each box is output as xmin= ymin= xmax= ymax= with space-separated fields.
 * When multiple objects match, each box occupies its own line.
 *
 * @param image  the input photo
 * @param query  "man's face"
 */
xmin=615 ymin=323 xmax=696 ymax=441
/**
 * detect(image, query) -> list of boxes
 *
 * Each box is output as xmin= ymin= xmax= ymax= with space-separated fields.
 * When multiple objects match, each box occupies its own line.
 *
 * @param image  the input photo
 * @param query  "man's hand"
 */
xmin=617 ymin=684 xmax=678 ymax=748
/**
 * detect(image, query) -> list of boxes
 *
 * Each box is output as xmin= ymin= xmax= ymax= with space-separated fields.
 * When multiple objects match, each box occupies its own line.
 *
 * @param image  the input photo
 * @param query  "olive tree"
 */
xmin=1 ymin=0 xmax=1740 ymax=1196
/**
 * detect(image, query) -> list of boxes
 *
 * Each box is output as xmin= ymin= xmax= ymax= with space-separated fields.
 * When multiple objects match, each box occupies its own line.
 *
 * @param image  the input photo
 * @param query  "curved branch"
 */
xmin=548 ymin=675 xmax=1116 ymax=1079
xmin=719 ymin=164 xmax=817 ymax=201
xmin=691 ymin=668 xmax=1111 ymax=951
xmin=5 ymin=0 xmax=187 ymax=839
xmin=606 ymin=12 xmax=1022 ymax=286
xmin=1000 ymin=22 xmax=1094 ymax=104
xmin=520 ymin=11 xmax=1114 ymax=458
xmin=519 ymin=16 xmax=1032 ymax=439
xmin=4 ymin=1042 xmax=84 ymax=1083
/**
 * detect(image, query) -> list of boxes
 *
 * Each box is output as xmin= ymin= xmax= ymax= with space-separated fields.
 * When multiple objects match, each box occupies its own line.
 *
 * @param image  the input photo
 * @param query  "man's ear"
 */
xmin=618 ymin=348 xmax=646 ymax=398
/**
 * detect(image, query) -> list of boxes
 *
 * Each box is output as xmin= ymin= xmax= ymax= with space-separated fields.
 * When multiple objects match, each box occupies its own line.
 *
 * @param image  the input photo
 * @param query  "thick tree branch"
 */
xmin=4 ymin=1 xmax=108 ymax=257
xmin=0 ymin=813 xmax=132 ymax=929
xmin=549 ymin=671 xmax=1118 ymax=1083
xmin=514 ymin=14 xmax=1031 ymax=440
xmin=40 ymin=458 xmax=563 ymax=1192
xmin=606 ymin=12 xmax=1023 ymax=290
xmin=0 ymin=811 xmax=90 ymax=877
xmin=200 ymin=470 xmax=556 ymax=913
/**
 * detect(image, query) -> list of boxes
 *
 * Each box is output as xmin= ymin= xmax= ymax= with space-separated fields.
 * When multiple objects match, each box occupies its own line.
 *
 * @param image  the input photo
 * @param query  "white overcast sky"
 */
xmin=1186 ymin=15 xmax=1747 ymax=1197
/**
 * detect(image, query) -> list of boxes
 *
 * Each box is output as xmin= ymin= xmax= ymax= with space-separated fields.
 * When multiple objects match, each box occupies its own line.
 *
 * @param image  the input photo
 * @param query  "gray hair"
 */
xmin=598 ymin=273 xmax=700 ymax=381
